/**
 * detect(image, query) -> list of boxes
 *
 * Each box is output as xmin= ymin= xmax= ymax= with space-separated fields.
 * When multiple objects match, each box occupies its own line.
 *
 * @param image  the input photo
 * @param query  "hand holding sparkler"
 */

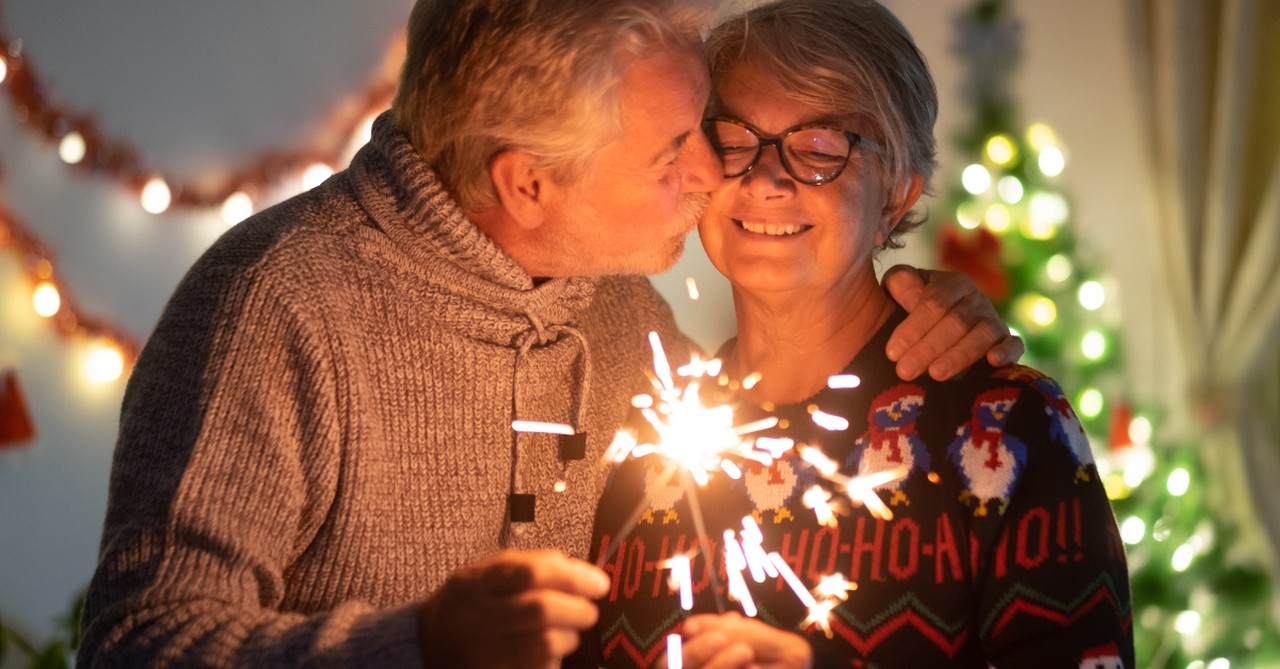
xmin=417 ymin=549 xmax=609 ymax=668
xmin=660 ymin=612 xmax=813 ymax=669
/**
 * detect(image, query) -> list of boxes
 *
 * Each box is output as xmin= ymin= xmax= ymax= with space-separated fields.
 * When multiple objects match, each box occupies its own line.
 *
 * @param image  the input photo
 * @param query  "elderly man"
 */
xmin=78 ymin=0 xmax=1019 ymax=667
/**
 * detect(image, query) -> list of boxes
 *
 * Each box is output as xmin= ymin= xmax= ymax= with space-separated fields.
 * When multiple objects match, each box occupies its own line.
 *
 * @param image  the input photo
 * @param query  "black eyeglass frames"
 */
xmin=701 ymin=117 xmax=875 ymax=186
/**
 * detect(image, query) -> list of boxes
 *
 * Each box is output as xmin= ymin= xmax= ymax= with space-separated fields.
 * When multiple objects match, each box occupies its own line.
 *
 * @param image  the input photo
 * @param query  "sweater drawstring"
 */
xmin=501 ymin=311 xmax=593 ymax=546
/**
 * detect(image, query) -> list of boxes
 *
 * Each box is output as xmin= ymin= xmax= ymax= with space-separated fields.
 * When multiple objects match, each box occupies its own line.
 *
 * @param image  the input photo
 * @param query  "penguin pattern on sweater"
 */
xmin=585 ymin=308 xmax=1133 ymax=668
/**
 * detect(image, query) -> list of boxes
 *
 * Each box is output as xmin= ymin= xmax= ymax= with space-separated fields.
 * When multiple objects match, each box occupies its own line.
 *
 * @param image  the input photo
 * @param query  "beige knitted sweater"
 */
xmin=78 ymin=112 xmax=693 ymax=668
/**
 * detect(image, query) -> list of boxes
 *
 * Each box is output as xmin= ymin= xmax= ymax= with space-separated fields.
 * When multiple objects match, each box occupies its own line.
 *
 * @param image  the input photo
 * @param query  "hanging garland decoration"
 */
xmin=0 ymin=7 xmax=403 ymax=214
xmin=0 ymin=6 xmax=404 ymax=384
xmin=0 ymin=159 xmax=140 ymax=380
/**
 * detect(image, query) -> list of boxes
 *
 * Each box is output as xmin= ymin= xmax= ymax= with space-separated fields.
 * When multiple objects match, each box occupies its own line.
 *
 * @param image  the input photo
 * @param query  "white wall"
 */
xmin=0 ymin=0 xmax=1158 ymax=648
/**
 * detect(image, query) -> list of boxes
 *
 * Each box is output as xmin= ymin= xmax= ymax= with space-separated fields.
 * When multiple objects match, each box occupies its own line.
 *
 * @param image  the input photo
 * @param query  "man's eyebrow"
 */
xmin=651 ymin=130 xmax=693 ymax=166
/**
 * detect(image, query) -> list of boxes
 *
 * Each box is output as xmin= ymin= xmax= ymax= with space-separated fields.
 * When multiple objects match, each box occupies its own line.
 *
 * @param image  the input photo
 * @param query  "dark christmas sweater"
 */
xmin=582 ymin=309 xmax=1134 ymax=668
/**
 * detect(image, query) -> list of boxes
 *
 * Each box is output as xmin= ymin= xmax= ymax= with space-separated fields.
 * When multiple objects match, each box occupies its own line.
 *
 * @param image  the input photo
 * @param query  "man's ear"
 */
xmin=489 ymin=150 xmax=549 ymax=230
xmin=876 ymin=174 xmax=925 ymax=246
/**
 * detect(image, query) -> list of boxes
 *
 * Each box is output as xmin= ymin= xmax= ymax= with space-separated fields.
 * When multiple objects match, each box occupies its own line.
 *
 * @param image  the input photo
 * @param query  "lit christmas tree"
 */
xmin=934 ymin=2 xmax=1280 ymax=666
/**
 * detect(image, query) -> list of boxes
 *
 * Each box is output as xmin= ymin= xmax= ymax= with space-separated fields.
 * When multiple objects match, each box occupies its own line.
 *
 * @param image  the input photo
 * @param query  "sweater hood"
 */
xmin=346 ymin=111 xmax=597 ymax=344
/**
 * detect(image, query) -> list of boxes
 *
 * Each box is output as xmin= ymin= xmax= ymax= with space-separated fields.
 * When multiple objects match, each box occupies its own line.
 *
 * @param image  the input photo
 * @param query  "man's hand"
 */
xmin=882 ymin=265 xmax=1023 ymax=381
xmin=660 ymin=612 xmax=812 ymax=669
xmin=417 ymin=549 xmax=610 ymax=668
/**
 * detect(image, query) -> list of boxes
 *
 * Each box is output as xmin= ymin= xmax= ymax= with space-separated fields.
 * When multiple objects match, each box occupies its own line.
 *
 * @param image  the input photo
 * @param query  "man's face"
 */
xmin=539 ymin=45 xmax=721 ymax=277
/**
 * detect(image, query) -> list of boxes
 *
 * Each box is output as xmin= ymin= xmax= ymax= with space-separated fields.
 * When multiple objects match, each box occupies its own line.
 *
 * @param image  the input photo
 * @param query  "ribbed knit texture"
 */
xmin=78 ymin=112 xmax=693 ymax=668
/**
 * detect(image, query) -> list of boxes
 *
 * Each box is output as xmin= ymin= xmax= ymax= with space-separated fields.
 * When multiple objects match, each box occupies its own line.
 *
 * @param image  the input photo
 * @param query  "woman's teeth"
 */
xmin=737 ymin=220 xmax=809 ymax=236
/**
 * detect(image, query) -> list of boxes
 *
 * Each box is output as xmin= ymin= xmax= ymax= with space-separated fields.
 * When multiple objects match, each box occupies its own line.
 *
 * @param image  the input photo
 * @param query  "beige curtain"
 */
xmin=1122 ymin=0 xmax=1280 ymax=575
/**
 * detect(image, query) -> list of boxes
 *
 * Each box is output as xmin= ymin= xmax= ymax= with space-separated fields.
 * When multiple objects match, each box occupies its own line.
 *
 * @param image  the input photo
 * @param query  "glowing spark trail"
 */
xmin=828 ymin=374 xmax=862 ymax=389
xmin=511 ymin=420 xmax=574 ymax=435
xmin=666 ymin=634 xmax=684 ymax=669
xmin=664 ymin=555 xmax=695 ymax=610
xmin=599 ymin=332 xmax=909 ymax=639
xmin=685 ymin=276 xmax=700 ymax=301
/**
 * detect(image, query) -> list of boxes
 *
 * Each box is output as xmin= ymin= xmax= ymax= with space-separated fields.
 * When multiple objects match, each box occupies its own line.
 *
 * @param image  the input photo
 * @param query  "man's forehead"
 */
xmin=606 ymin=46 xmax=708 ymax=161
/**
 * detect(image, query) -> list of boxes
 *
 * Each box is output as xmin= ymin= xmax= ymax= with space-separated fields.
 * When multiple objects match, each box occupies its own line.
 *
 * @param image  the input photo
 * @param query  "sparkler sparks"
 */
xmin=510 ymin=420 xmax=574 ymax=435
xmin=600 ymin=332 xmax=909 ymax=642
xmin=685 ymin=276 xmax=700 ymax=301
xmin=827 ymin=373 xmax=862 ymax=389
xmin=664 ymin=555 xmax=695 ymax=610
xmin=666 ymin=634 xmax=684 ymax=669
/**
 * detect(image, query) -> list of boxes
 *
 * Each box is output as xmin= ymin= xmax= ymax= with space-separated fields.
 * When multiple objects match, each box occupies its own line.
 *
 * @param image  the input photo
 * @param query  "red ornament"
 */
xmin=1108 ymin=399 xmax=1134 ymax=452
xmin=938 ymin=225 xmax=1010 ymax=304
xmin=0 ymin=369 xmax=36 ymax=448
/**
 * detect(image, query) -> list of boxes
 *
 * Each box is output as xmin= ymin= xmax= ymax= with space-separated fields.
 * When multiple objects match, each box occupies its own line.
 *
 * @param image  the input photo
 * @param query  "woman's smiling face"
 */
xmin=697 ymin=60 xmax=905 ymax=301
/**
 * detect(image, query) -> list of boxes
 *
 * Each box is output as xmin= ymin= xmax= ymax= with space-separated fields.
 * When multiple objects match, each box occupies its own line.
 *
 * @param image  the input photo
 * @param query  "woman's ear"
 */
xmin=876 ymin=174 xmax=925 ymax=246
xmin=489 ymin=150 xmax=549 ymax=230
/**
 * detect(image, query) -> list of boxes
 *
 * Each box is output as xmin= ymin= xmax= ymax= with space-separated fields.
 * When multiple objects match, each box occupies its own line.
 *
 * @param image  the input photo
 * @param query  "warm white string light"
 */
xmin=140 ymin=176 xmax=172 ymax=215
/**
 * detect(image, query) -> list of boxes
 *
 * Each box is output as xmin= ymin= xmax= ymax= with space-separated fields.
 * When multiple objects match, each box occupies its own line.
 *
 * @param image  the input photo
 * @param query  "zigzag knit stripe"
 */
xmin=833 ymin=591 xmax=969 ymax=635
xmin=598 ymin=609 xmax=686 ymax=663
xmin=829 ymin=609 xmax=972 ymax=657
xmin=980 ymin=572 xmax=1133 ymax=637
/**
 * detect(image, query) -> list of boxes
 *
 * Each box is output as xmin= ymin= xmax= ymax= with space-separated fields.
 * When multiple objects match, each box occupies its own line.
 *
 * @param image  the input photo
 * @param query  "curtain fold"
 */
xmin=1123 ymin=0 xmax=1280 ymax=573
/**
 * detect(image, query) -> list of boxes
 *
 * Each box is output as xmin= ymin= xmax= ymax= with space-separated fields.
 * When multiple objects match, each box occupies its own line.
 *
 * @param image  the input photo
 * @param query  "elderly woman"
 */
xmin=584 ymin=1 xmax=1134 ymax=667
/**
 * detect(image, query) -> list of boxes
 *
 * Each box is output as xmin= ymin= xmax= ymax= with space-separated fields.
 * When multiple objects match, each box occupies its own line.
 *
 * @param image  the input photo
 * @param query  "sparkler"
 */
xmin=600 ymin=332 xmax=908 ymax=643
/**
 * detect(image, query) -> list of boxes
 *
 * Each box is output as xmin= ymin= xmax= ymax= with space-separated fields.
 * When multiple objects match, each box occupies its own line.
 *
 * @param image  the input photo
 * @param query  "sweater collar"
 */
xmin=348 ymin=111 xmax=597 ymax=330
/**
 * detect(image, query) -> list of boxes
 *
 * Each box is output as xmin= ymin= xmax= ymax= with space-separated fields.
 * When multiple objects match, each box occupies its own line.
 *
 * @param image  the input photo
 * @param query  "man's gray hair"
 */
xmin=706 ymin=0 xmax=939 ymax=248
xmin=393 ymin=0 xmax=718 ymax=212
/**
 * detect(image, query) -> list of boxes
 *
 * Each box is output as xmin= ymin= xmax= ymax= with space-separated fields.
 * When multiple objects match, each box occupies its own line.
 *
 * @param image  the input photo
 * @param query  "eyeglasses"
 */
xmin=702 ymin=117 xmax=874 ymax=186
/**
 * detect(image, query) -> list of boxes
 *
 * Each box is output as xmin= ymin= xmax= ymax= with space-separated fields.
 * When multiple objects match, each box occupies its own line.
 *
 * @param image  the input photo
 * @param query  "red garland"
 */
xmin=0 ymin=188 xmax=141 ymax=371
xmin=0 ymin=15 xmax=399 ymax=209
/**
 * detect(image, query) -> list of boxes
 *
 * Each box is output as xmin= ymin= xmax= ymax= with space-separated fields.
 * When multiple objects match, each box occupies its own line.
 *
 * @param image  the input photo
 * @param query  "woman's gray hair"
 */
xmin=393 ymin=0 xmax=717 ymax=212
xmin=706 ymin=0 xmax=938 ymax=248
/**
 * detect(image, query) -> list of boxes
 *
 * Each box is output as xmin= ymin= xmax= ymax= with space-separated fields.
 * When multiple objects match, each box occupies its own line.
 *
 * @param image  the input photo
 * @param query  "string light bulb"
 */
xmin=58 ymin=131 xmax=86 ymax=164
xmin=0 ymin=55 xmax=7 ymax=84
xmin=1174 ymin=610 xmax=1201 ymax=636
xmin=1045 ymin=254 xmax=1073 ymax=283
xmin=32 ymin=280 xmax=62 ymax=317
xmin=956 ymin=202 xmax=982 ymax=230
xmin=85 ymin=340 xmax=126 ymax=383
xmin=1017 ymin=293 xmax=1058 ymax=328
xmin=140 ymin=176 xmax=172 ymax=214
xmin=961 ymin=164 xmax=991 ymax=195
xmin=221 ymin=191 xmax=254 ymax=226
xmin=1029 ymin=192 xmax=1068 ymax=233
xmin=1025 ymin=122 xmax=1057 ymax=151
xmin=1129 ymin=416 xmax=1153 ymax=444
xmin=1120 ymin=516 xmax=1146 ymax=545
xmin=1121 ymin=442 xmax=1156 ymax=489
xmin=985 ymin=134 xmax=1017 ymax=165
xmin=1039 ymin=146 xmax=1066 ymax=177
xmin=997 ymin=175 xmax=1024 ymax=204
xmin=1077 ymin=387 xmax=1104 ymax=419
xmin=1078 ymin=280 xmax=1106 ymax=311
xmin=1081 ymin=330 xmax=1107 ymax=361
xmin=302 ymin=163 xmax=335 ymax=190
xmin=1172 ymin=543 xmax=1196 ymax=572
xmin=984 ymin=203 xmax=1012 ymax=232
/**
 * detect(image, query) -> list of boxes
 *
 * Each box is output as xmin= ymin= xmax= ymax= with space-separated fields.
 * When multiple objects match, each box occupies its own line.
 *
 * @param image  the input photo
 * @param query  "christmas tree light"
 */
xmin=936 ymin=2 xmax=1280 ymax=665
